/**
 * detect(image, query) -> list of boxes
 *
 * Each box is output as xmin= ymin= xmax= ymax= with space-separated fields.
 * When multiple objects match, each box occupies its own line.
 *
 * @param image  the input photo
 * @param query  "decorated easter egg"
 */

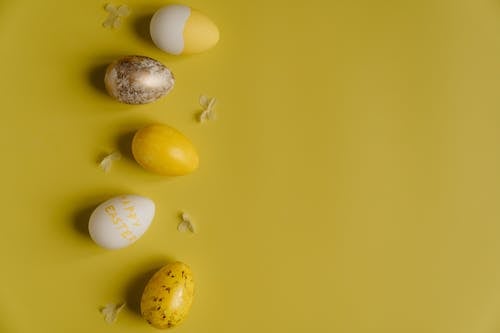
xmin=141 ymin=262 xmax=195 ymax=329
xmin=132 ymin=124 xmax=199 ymax=176
xmin=104 ymin=55 xmax=174 ymax=104
xmin=88 ymin=195 xmax=155 ymax=249
xmin=150 ymin=5 xmax=219 ymax=55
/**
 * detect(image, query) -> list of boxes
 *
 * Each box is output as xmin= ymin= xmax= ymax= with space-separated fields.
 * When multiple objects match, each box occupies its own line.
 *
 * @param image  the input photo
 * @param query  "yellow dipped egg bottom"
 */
xmin=182 ymin=10 xmax=220 ymax=55
xmin=141 ymin=262 xmax=195 ymax=329
xmin=132 ymin=124 xmax=199 ymax=176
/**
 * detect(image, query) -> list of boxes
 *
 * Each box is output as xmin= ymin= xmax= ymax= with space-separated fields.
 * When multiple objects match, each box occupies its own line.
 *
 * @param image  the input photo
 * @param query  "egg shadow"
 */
xmin=73 ymin=205 xmax=95 ymax=238
xmin=124 ymin=257 xmax=175 ymax=315
xmin=116 ymin=130 xmax=136 ymax=162
xmin=133 ymin=14 xmax=153 ymax=45
xmin=88 ymin=63 xmax=108 ymax=96
xmin=71 ymin=191 xmax=128 ymax=240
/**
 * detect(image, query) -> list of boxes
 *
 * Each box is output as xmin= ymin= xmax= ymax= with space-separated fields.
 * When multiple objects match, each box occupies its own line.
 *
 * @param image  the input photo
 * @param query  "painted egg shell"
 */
xmin=104 ymin=55 xmax=175 ymax=104
xmin=132 ymin=124 xmax=199 ymax=176
xmin=150 ymin=5 xmax=219 ymax=55
xmin=88 ymin=194 xmax=155 ymax=249
xmin=141 ymin=262 xmax=195 ymax=329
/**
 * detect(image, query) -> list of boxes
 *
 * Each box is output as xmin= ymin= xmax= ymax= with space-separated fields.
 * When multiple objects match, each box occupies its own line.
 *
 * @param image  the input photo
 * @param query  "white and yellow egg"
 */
xmin=88 ymin=195 xmax=155 ymax=249
xmin=150 ymin=4 xmax=219 ymax=55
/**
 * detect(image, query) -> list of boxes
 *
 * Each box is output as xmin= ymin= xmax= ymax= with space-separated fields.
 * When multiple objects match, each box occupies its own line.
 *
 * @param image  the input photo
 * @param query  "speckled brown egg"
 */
xmin=104 ymin=55 xmax=174 ymax=104
xmin=141 ymin=262 xmax=195 ymax=329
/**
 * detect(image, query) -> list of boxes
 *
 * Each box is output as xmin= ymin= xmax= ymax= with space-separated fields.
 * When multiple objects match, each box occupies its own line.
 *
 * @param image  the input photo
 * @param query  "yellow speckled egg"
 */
xmin=141 ymin=262 xmax=195 ymax=329
xmin=132 ymin=124 xmax=199 ymax=176
xmin=150 ymin=4 xmax=219 ymax=55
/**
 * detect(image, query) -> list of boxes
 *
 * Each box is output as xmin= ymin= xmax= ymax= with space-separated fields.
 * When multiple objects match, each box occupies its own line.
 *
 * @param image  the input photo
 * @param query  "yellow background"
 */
xmin=1 ymin=0 xmax=500 ymax=332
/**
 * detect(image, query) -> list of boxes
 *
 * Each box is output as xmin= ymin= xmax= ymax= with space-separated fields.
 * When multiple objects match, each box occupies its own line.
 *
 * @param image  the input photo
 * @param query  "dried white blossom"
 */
xmin=100 ymin=302 xmax=126 ymax=324
xmin=178 ymin=211 xmax=195 ymax=233
xmin=198 ymin=94 xmax=217 ymax=123
xmin=103 ymin=3 xmax=130 ymax=29
xmin=99 ymin=151 xmax=122 ymax=173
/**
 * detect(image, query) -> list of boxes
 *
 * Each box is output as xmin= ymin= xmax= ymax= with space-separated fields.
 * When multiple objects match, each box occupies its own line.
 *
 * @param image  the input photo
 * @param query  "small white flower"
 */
xmin=198 ymin=94 xmax=217 ymax=123
xmin=178 ymin=211 xmax=196 ymax=233
xmin=103 ymin=3 xmax=130 ymax=29
xmin=99 ymin=151 xmax=122 ymax=173
xmin=100 ymin=302 xmax=126 ymax=324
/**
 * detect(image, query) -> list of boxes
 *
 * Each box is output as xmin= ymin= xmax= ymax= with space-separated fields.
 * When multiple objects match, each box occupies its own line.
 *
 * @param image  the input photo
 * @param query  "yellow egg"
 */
xmin=132 ymin=124 xmax=199 ymax=176
xmin=141 ymin=262 xmax=195 ymax=329
xmin=150 ymin=5 xmax=219 ymax=55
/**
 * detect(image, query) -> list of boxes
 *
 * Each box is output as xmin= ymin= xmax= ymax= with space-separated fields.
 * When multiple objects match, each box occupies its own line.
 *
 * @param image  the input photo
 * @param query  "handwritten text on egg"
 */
xmin=104 ymin=196 xmax=141 ymax=242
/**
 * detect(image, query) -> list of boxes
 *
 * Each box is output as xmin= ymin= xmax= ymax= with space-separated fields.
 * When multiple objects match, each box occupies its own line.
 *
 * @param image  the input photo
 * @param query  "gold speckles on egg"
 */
xmin=104 ymin=55 xmax=174 ymax=104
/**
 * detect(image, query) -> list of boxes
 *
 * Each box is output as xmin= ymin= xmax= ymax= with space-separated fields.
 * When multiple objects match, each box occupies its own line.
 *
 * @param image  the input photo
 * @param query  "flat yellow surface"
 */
xmin=1 ymin=0 xmax=500 ymax=332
